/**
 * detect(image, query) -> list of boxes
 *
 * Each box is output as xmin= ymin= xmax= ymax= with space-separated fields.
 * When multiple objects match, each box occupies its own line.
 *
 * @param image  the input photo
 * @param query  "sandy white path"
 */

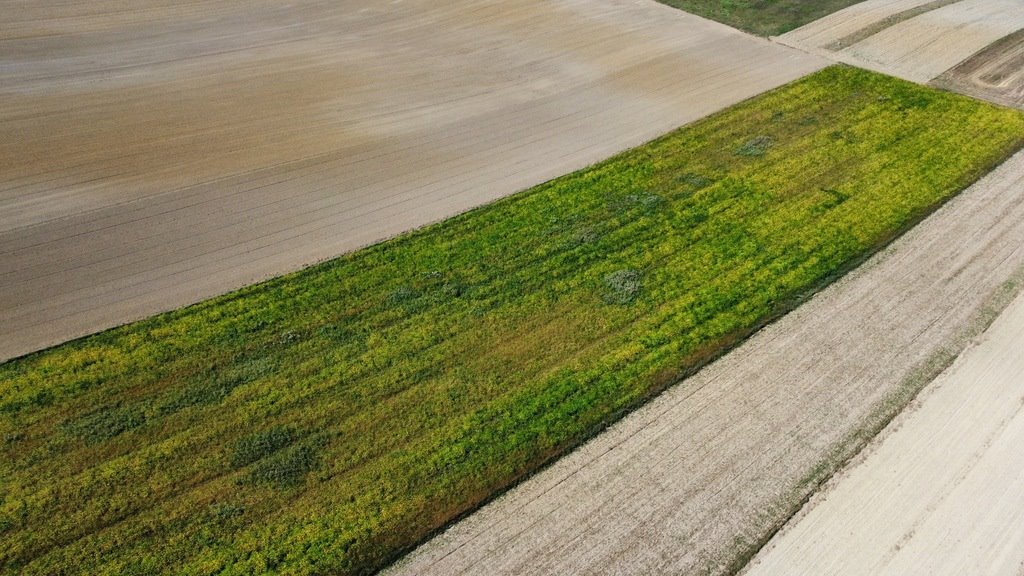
xmin=0 ymin=0 xmax=824 ymax=361
xmin=746 ymin=291 xmax=1024 ymax=576
xmin=384 ymin=149 xmax=1024 ymax=575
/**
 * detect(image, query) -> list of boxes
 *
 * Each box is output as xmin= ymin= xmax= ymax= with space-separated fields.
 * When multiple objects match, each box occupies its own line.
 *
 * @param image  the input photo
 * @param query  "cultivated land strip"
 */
xmin=933 ymin=28 xmax=1024 ymax=107
xmin=385 ymin=150 xmax=1024 ymax=576
xmin=746 ymin=288 xmax=1024 ymax=576
xmin=824 ymin=0 xmax=963 ymax=51
xmin=778 ymin=0 xmax=960 ymax=50
xmin=0 ymin=0 xmax=824 ymax=361
xmin=4 ymin=68 xmax=1021 ymax=575
xmin=843 ymin=0 xmax=1024 ymax=82
xmin=778 ymin=0 xmax=1024 ymax=90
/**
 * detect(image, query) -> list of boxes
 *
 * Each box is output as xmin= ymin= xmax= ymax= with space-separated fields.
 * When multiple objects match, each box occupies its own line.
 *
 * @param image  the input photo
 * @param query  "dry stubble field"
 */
xmin=779 ymin=0 xmax=1024 ymax=106
xmin=747 ymin=288 xmax=1024 ymax=576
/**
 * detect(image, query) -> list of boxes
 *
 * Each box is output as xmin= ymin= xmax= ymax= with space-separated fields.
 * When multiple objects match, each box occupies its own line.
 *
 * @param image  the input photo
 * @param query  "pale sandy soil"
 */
xmin=933 ymin=28 xmax=1024 ymax=107
xmin=778 ymin=0 xmax=950 ymax=50
xmin=843 ymin=0 xmax=1024 ymax=82
xmin=778 ymin=0 xmax=1024 ymax=91
xmin=745 ymin=291 xmax=1024 ymax=576
xmin=0 ymin=0 xmax=825 ymax=361
xmin=383 ymin=153 xmax=1024 ymax=575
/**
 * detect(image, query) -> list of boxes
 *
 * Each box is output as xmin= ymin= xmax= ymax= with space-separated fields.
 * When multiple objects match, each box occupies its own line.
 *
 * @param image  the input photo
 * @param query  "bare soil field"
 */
xmin=0 ymin=0 xmax=825 ymax=361
xmin=779 ymin=0 xmax=1024 ymax=94
xmin=934 ymin=28 xmax=1024 ymax=107
xmin=778 ymin=0 xmax=959 ymax=51
xmin=779 ymin=0 xmax=957 ymax=50
xmin=745 ymin=290 xmax=1024 ymax=576
xmin=383 ymin=151 xmax=1024 ymax=574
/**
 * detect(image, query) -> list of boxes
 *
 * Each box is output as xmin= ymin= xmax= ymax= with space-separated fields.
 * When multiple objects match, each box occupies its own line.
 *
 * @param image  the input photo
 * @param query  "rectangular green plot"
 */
xmin=2 ymin=66 xmax=1023 ymax=575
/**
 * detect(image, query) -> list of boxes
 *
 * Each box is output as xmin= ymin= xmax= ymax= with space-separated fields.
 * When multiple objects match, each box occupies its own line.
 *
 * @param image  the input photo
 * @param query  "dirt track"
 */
xmin=746 ymin=291 xmax=1024 ymax=576
xmin=0 ymin=0 xmax=824 ymax=361
xmin=384 ymin=152 xmax=1024 ymax=575
xmin=779 ymin=0 xmax=1024 ymax=97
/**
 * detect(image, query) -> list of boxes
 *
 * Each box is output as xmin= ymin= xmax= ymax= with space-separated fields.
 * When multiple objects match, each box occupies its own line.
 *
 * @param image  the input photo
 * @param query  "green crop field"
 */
xmin=2 ymin=67 xmax=1023 ymax=575
xmin=659 ymin=0 xmax=863 ymax=36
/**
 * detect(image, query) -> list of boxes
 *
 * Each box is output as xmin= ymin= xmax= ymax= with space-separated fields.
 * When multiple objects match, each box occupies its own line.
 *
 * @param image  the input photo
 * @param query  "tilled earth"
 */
xmin=746 ymin=290 xmax=1024 ymax=576
xmin=0 ymin=0 xmax=823 ymax=360
xmin=778 ymin=0 xmax=1024 ymax=105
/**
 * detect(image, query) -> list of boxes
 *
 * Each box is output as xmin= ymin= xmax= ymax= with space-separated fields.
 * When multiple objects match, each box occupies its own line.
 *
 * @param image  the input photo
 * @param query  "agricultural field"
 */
xmin=779 ymin=0 xmax=1024 ymax=106
xmin=933 ymin=29 xmax=1024 ymax=109
xmin=388 ymin=134 xmax=1024 ymax=574
xmin=655 ymin=0 xmax=867 ymax=36
xmin=747 ymin=290 xmax=1024 ymax=576
xmin=2 ymin=66 xmax=1023 ymax=575
xmin=0 ymin=0 xmax=824 ymax=361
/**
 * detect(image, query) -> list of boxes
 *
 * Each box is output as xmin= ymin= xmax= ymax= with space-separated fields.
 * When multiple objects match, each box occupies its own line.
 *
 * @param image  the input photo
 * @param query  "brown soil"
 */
xmin=932 ymin=28 xmax=1024 ymax=108
xmin=0 ymin=0 xmax=825 ymax=360
xmin=779 ymin=0 xmax=1024 ymax=84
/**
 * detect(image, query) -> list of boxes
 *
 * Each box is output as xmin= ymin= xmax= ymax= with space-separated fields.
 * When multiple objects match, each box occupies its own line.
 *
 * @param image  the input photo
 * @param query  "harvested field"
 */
xmin=3 ymin=68 xmax=1021 ymax=575
xmin=0 ymin=0 xmax=825 ymax=361
xmin=844 ymin=0 xmax=1024 ymax=82
xmin=934 ymin=29 xmax=1024 ymax=107
xmin=779 ymin=0 xmax=1024 ymax=90
xmin=823 ymin=0 xmax=963 ymax=51
xmin=779 ymin=0 xmax=961 ymax=51
xmin=746 ymin=289 xmax=1024 ymax=576
xmin=386 ymin=151 xmax=1024 ymax=576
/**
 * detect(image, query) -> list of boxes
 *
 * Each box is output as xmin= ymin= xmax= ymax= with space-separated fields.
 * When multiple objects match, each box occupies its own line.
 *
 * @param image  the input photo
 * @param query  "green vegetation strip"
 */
xmin=656 ymin=0 xmax=867 ymax=36
xmin=2 ymin=67 xmax=1023 ymax=575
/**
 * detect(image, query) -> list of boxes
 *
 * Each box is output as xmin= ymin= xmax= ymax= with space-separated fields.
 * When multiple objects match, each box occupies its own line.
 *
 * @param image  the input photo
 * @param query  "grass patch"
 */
xmin=603 ymin=269 xmax=644 ymax=304
xmin=658 ymin=0 xmax=867 ymax=36
xmin=1 ymin=67 xmax=1023 ymax=575
xmin=245 ymin=442 xmax=320 ymax=489
xmin=229 ymin=426 xmax=297 ymax=469
xmin=735 ymin=135 xmax=773 ymax=156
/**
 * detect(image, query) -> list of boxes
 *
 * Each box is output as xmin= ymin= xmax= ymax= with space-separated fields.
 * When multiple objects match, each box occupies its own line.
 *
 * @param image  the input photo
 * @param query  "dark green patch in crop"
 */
xmin=676 ymin=172 xmax=713 ymax=190
xmin=160 ymin=374 xmax=245 ymax=415
xmin=209 ymin=502 xmax=246 ymax=523
xmin=246 ymin=442 xmax=320 ymax=489
xmin=603 ymin=269 xmax=643 ymax=304
xmin=735 ymin=135 xmax=773 ymax=157
xmin=819 ymin=188 xmax=851 ymax=211
xmin=387 ymin=286 xmax=419 ymax=305
xmin=63 ymin=404 xmax=147 ymax=444
xmin=229 ymin=426 xmax=297 ymax=468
